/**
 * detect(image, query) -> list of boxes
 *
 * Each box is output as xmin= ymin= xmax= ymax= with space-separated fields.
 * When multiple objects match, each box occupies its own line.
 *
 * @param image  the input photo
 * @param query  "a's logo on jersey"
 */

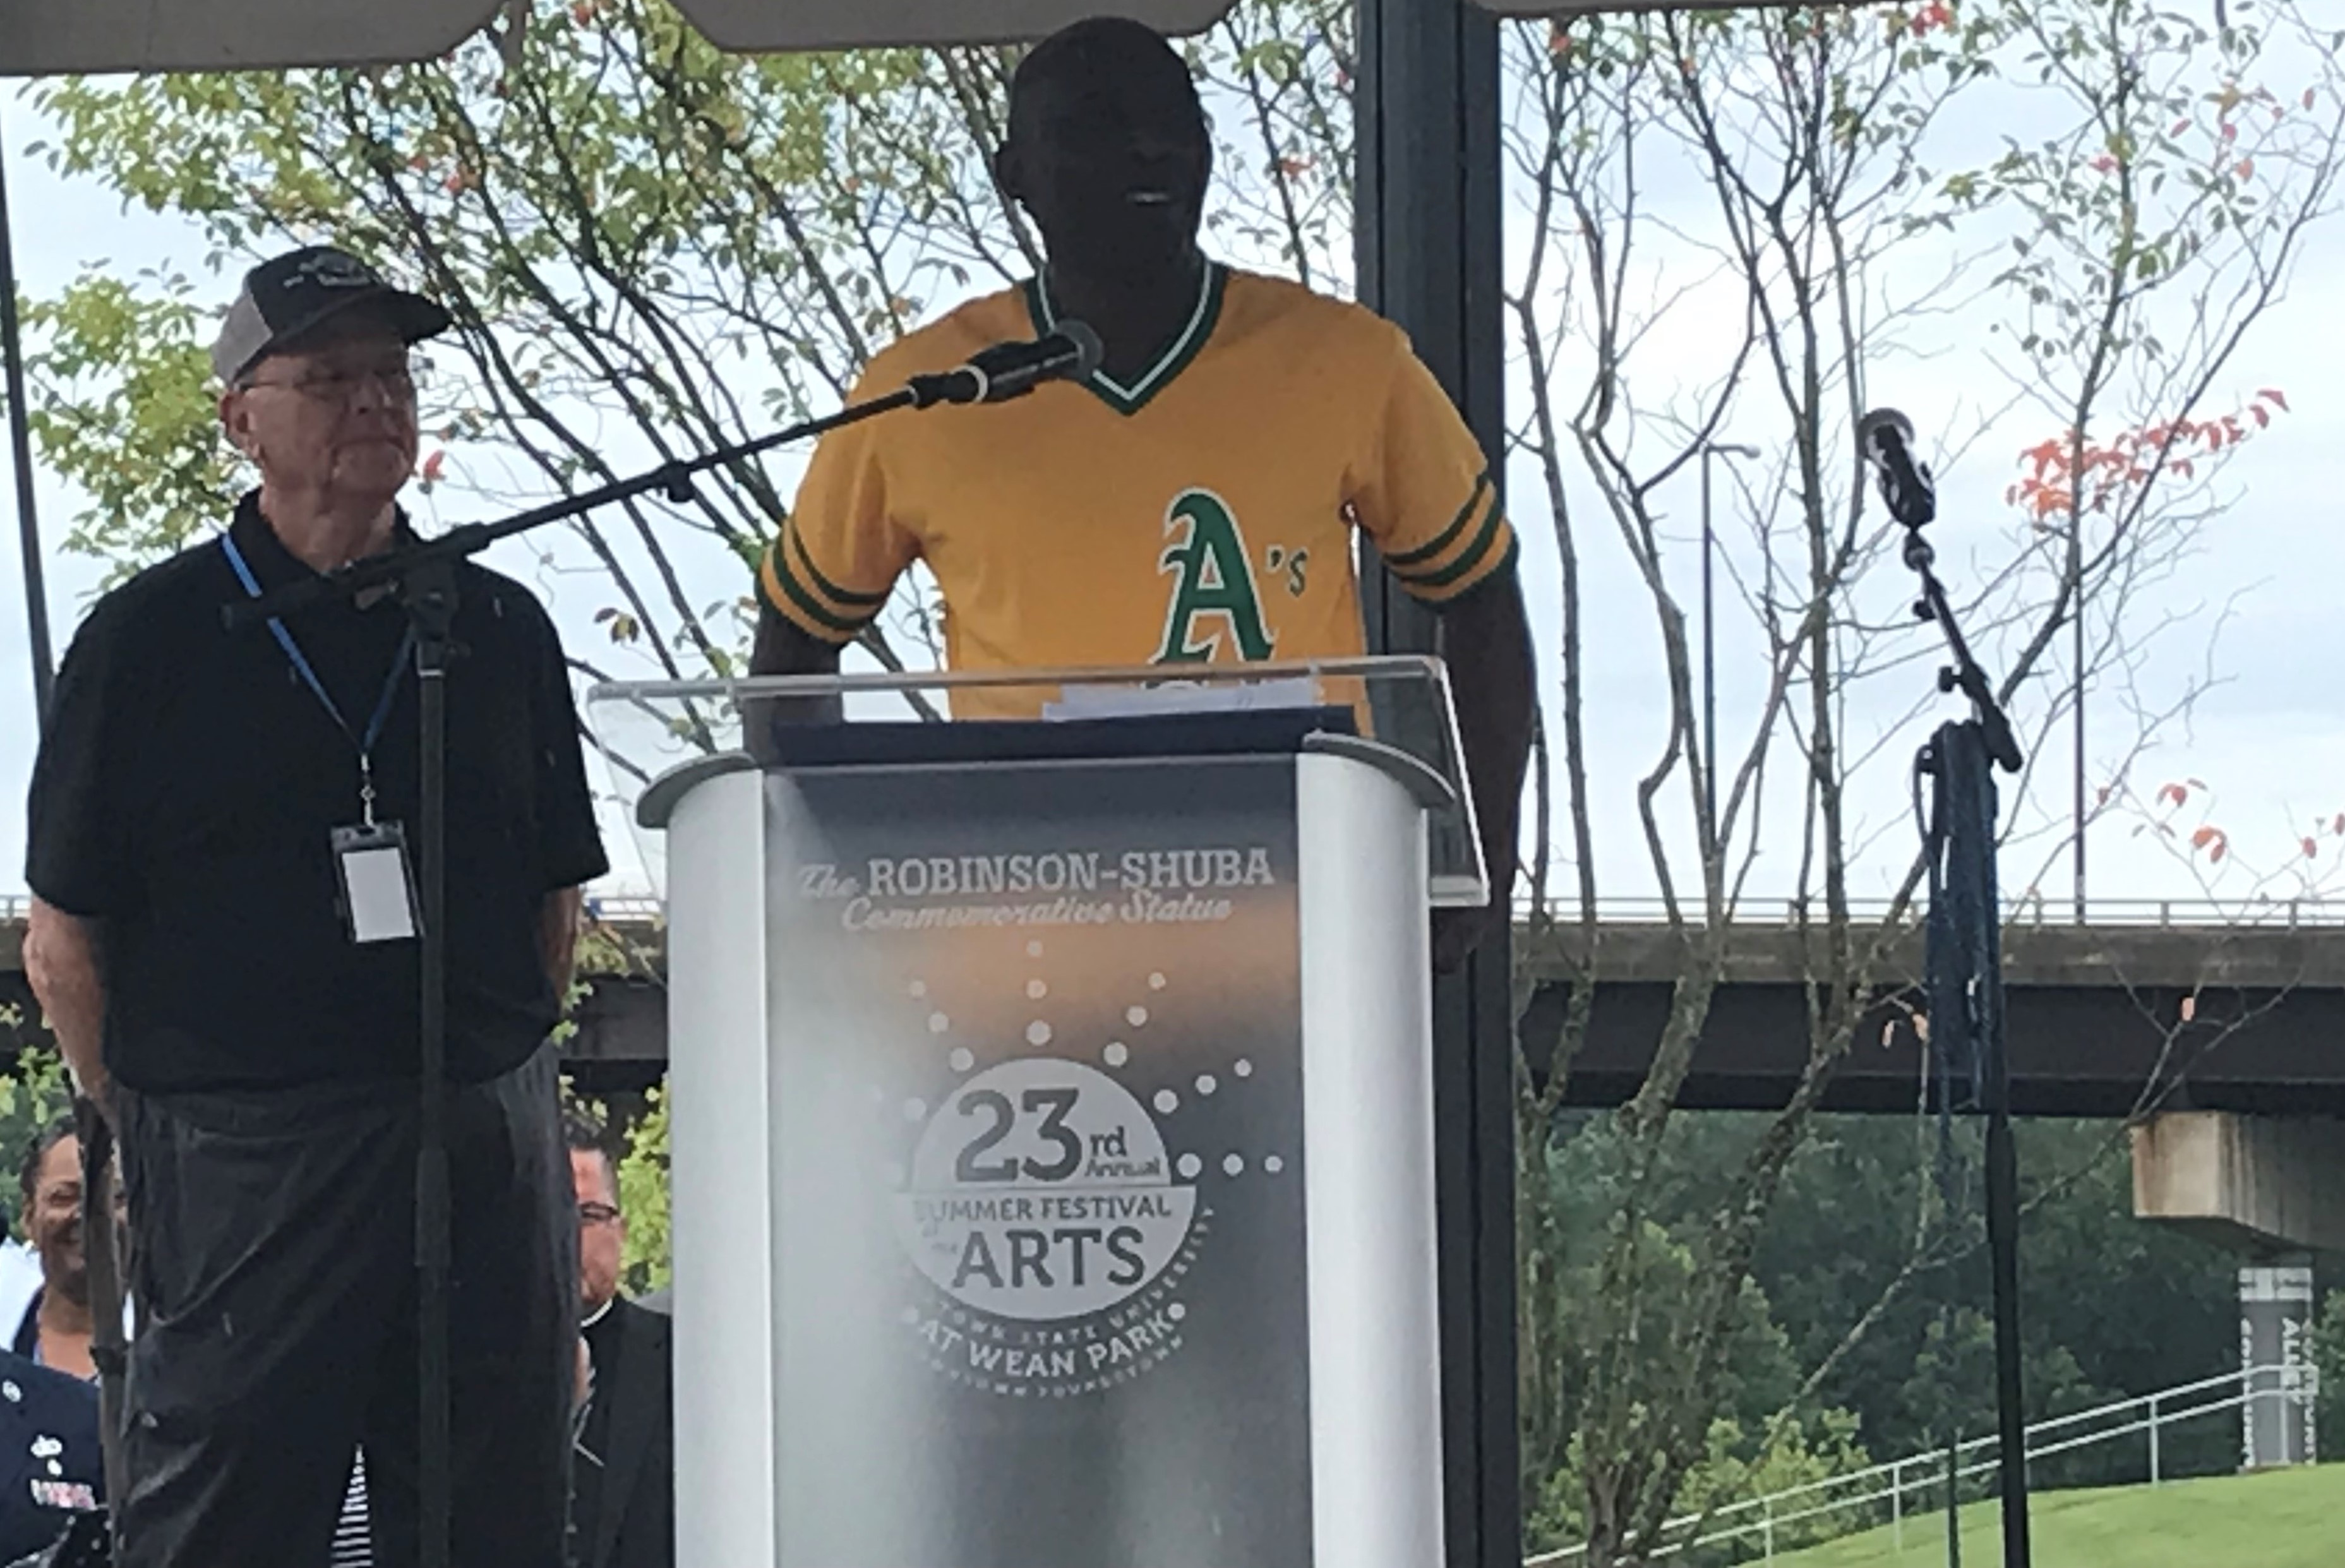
xmin=1156 ymin=490 xmax=1277 ymax=664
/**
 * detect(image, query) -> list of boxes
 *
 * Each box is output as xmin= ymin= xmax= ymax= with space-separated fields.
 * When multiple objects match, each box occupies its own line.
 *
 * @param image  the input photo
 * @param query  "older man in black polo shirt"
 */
xmin=20 ymin=246 xmax=607 ymax=1568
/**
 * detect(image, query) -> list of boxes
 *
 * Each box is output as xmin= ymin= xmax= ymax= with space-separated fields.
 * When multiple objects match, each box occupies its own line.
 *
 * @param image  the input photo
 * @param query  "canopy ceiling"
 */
xmin=1 ymin=0 xmax=1238 ymax=75
xmin=1 ymin=0 xmax=1796 ymax=76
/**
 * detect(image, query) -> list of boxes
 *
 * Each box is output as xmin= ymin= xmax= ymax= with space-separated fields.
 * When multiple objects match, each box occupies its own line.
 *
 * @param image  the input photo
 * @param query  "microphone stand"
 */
xmin=1886 ymin=450 xmax=2031 ymax=1568
xmin=220 ymin=379 xmax=929 ymax=1568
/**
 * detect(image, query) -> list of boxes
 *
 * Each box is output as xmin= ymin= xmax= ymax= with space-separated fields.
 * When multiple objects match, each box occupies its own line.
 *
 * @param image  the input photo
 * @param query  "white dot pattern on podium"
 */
xmin=1223 ymin=1154 xmax=1245 ymax=1176
xmin=948 ymin=1048 xmax=974 ymax=1073
xmin=1027 ymin=1021 xmax=1052 ymax=1046
xmin=1127 ymin=1006 xmax=1150 ymax=1027
xmin=1103 ymin=1042 xmax=1130 ymax=1067
xmin=927 ymin=1012 xmax=950 ymax=1034
xmin=1153 ymin=1089 xmax=1178 ymax=1114
xmin=1177 ymin=1153 xmax=1203 ymax=1179
xmin=1264 ymin=1155 xmax=1285 ymax=1175
xmin=1026 ymin=979 xmax=1048 ymax=1000
xmin=1196 ymin=1074 xmax=1218 ymax=1096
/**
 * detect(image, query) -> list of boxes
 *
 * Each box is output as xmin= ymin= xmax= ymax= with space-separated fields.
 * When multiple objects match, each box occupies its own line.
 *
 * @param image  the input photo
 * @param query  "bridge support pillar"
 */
xmin=2133 ymin=1112 xmax=2334 ymax=1471
xmin=2238 ymin=1257 xmax=2317 ymax=1469
xmin=2132 ymin=1111 xmax=2345 ymax=1254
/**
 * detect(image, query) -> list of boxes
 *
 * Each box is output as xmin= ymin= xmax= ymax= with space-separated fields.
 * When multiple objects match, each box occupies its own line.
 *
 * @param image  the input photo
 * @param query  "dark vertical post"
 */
xmin=1700 ymin=453 xmax=1717 ymax=852
xmin=1355 ymin=5 xmax=1519 ymax=1566
xmin=409 ymin=563 xmax=460 ymax=1568
xmin=0 ymin=107 xmax=56 ymax=719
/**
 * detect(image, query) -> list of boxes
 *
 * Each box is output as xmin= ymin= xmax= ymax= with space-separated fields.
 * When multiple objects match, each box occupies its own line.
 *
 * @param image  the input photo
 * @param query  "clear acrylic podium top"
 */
xmin=586 ymin=655 xmax=1488 ymax=908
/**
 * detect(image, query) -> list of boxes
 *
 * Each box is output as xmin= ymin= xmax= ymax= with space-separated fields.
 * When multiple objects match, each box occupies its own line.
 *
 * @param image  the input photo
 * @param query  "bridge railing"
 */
xmin=1521 ymin=1363 xmax=2314 ymax=1565
xmin=1515 ymin=894 xmax=2345 ymax=930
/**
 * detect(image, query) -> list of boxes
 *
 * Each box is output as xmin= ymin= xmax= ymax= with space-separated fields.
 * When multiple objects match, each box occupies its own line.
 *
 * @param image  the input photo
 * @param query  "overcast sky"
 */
xmin=3 ymin=29 xmax=2341 ymax=916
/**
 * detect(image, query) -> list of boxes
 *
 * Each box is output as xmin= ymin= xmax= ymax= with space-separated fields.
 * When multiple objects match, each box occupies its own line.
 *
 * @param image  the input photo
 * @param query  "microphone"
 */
xmin=1858 ymin=407 xmax=1936 ymax=527
xmin=907 ymin=321 xmax=1105 ymax=408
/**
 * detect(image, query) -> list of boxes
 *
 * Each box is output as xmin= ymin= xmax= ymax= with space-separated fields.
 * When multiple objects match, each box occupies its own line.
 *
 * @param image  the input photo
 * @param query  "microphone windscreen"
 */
xmin=1857 ymin=407 xmax=1916 ymax=455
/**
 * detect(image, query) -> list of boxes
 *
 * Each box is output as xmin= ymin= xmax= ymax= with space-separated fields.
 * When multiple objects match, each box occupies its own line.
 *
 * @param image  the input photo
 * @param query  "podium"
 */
xmin=597 ymin=661 xmax=1484 ymax=1568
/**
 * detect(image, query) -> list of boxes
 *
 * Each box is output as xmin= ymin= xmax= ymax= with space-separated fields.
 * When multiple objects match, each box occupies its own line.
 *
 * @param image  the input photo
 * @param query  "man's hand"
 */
xmin=1433 ymin=570 xmax=1535 ymax=973
xmin=746 ymin=601 xmax=845 ymax=760
xmin=24 ymin=898 xmax=111 ymax=1116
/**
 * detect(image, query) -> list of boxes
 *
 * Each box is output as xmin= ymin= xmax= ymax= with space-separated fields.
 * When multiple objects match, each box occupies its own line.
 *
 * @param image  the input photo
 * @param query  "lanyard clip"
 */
xmin=359 ymin=755 xmax=378 ymax=828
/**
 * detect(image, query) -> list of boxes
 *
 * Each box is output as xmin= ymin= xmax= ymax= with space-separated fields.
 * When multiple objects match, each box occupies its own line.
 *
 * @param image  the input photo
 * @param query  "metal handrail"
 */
xmin=1522 ymin=1363 xmax=2317 ymax=1566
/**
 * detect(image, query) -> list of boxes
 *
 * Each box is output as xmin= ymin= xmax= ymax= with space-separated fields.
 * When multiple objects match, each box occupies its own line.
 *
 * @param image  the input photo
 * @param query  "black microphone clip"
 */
xmin=1859 ymin=407 xmax=1937 ymax=529
xmin=907 ymin=321 xmax=1105 ymax=409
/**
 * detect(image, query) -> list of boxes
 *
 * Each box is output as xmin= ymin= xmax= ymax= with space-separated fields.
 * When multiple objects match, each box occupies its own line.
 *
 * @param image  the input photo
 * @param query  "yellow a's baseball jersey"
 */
xmin=760 ymin=263 xmax=1516 ymax=717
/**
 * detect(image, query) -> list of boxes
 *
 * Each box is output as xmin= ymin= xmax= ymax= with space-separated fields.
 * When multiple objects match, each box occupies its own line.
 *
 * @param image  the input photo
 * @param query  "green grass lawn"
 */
xmin=1770 ymin=1463 xmax=2345 ymax=1568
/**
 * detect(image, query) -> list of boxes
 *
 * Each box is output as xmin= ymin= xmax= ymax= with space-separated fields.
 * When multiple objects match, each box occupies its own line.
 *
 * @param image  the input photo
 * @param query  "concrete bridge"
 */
xmin=529 ymin=894 xmax=2345 ymax=1118
xmin=9 ymin=892 xmax=2343 ymax=1119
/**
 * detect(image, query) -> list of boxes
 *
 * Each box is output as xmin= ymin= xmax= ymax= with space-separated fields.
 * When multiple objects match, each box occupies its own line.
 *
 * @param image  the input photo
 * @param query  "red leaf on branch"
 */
xmin=2162 ymin=783 xmax=2190 ymax=807
xmin=419 ymin=450 xmax=447 ymax=484
xmin=2237 ymin=158 xmax=2255 ymax=181
xmin=2261 ymin=388 xmax=2291 ymax=412
xmin=2305 ymin=837 xmax=2320 ymax=861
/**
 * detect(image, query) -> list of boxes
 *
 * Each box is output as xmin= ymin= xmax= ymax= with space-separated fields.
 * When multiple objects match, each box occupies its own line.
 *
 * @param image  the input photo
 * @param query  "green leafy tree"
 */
xmin=2315 ymin=1288 xmax=2345 ymax=1458
xmin=615 ymin=1088 xmax=671 ymax=1295
xmin=1509 ymin=1 xmax=2341 ymax=1555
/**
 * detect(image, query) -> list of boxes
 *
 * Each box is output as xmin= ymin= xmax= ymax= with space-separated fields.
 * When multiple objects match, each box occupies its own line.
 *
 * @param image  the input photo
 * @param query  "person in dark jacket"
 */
xmin=0 ymin=1348 xmax=105 ymax=1566
xmin=565 ymin=1111 xmax=671 ymax=1568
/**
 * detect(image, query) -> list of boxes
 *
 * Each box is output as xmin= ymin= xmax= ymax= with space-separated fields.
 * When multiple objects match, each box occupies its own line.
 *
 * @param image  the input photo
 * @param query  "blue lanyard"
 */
xmin=220 ymin=532 xmax=416 ymax=825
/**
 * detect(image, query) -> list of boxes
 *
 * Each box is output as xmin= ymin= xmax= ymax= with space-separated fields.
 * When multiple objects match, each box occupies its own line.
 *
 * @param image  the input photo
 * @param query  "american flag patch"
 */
xmin=29 ymin=1478 xmax=97 ymax=1512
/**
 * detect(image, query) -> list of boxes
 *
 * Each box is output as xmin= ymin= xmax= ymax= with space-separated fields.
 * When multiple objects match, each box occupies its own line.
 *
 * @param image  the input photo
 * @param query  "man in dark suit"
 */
xmin=0 ymin=1347 xmax=106 ymax=1567
xmin=564 ymin=1111 xmax=671 ymax=1568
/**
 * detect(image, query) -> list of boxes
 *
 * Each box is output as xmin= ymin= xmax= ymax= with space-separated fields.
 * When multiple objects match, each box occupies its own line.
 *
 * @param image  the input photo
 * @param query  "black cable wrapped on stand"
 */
xmin=1866 ymin=405 xmax=2033 ymax=1568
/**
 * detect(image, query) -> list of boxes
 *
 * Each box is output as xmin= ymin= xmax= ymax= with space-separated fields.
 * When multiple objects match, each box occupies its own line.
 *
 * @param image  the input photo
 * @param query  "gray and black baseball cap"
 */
xmin=210 ymin=245 xmax=452 ymax=385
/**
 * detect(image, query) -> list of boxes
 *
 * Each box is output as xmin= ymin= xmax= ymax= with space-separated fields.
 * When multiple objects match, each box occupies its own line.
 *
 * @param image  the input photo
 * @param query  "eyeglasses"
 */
xmin=578 ymin=1201 xmax=623 ymax=1228
xmin=240 ymin=354 xmax=433 ymax=405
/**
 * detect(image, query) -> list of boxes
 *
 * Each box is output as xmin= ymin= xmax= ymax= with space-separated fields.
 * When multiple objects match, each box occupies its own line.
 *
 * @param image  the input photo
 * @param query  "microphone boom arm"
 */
xmin=225 ymin=383 xmax=918 ymax=630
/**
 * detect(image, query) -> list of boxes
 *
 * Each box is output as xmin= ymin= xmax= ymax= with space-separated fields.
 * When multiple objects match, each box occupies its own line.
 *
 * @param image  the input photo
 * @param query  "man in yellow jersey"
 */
xmin=751 ymin=15 xmax=1534 ymax=967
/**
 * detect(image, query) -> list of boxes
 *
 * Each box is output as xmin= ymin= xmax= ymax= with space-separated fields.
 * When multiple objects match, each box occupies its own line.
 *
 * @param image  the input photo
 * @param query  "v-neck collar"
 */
xmin=1024 ymin=261 xmax=1228 ymax=417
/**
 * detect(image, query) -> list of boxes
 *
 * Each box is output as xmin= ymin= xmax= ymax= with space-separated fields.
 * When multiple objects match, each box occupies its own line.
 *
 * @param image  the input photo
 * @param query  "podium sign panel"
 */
xmin=608 ymin=667 xmax=1463 ymax=1568
xmin=769 ymin=751 xmax=1310 ymax=1564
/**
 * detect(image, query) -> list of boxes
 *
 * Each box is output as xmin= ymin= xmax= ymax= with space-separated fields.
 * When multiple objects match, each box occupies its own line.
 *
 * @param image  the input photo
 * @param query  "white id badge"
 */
xmin=332 ymin=822 xmax=421 ymax=943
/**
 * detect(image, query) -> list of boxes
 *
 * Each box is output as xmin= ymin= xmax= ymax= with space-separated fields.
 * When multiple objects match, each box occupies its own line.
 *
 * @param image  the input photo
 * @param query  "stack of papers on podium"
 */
xmin=1041 ymin=677 xmax=1322 ymax=722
